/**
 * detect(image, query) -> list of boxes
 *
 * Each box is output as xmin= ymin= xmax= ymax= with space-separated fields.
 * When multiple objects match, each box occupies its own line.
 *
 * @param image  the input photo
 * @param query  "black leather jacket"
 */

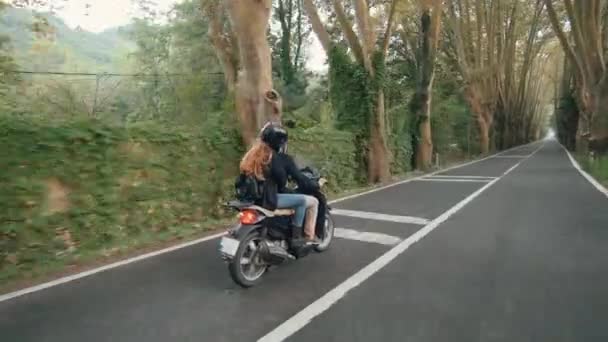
xmin=260 ymin=153 xmax=319 ymax=210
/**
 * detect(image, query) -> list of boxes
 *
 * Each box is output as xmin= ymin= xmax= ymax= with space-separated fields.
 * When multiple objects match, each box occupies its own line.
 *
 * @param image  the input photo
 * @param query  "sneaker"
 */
xmin=305 ymin=237 xmax=321 ymax=246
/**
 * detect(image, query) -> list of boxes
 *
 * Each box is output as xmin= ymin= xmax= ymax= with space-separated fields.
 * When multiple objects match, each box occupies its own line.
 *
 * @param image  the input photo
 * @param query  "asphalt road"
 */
xmin=1 ymin=139 xmax=607 ymax=342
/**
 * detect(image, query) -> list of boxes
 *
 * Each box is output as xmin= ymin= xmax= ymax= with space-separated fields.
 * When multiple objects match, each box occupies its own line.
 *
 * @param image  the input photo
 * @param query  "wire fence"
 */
xmin=6 ymin=69 xmax=225 ymax=77
xmin=6 ymin=69 xmax=228 ymax=121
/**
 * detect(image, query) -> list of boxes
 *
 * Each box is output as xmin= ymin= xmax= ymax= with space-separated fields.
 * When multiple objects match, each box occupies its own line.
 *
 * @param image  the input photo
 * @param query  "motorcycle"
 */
xmin=218 ymin=166 xmax=335 ymax=287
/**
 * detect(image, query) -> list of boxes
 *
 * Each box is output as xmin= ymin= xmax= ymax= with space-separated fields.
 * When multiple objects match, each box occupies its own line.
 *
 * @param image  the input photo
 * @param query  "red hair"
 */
xmin=240 ymin=140 xmax=272 ymax=180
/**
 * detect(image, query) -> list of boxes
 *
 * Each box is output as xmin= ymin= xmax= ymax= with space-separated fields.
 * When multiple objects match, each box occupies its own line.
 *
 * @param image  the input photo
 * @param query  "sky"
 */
xmin=56 ymin=0 xmax=177 ymax=32
xmin=54 ymin=0 xmax=327 ymax=72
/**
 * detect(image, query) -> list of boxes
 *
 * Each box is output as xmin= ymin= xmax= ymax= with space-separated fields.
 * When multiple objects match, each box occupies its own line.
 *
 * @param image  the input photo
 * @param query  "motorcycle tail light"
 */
xmin=239 ymin=210 xmax=260 ymax=225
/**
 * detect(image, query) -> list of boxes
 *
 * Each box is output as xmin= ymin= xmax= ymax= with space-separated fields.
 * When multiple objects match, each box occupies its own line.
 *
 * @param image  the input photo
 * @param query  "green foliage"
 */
xmin=2 ymin=2 xmax=225 ymax=125
xmin=430 ymin=87 xmax=476 ymax=156
xmin=0 ymin=116 xmax=236 ymax=280
xmin=328 ymin=47 xmax=373 ymax=133
xmin=0 ymin=115 xmax=362 ymax=282
xmin=0 ymin=35 xmax=20 ymax=112
xmin=126 ymin=1 xmax=225 ymax=123
xmin=555 ymin=91 xmax=579 ymax=151
xmin=273 ymin=75 xmax=309 ymax=112
xmin=387 ymin=104 xmax=413 ymax=174
xmin=289 ymin=126 xmax=360 ymax=191
xmin=289 ymin=75 xmax=329 ymax=124
xmin=270 ymin=0 xmax=311 ymax=109
xmin=327 ymin=47 xmax=379 ymax=181
xmin=0 ymin=7 xmax=139 ymax=123
xmin=0 ymin=7 xmax=134 ymax=72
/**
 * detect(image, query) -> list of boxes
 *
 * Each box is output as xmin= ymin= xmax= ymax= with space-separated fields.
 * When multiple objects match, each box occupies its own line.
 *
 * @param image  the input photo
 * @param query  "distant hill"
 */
xmin=0 ymin=7 xmax=135 ymax=72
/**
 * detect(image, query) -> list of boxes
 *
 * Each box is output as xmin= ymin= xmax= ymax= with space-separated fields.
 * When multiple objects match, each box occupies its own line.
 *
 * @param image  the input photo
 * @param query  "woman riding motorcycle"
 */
xmin=239 ymin=122 xmax=321 ymax=244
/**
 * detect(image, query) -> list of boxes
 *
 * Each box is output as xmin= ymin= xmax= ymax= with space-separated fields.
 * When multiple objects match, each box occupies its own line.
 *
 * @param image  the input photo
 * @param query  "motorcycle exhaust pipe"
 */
xmin=259 ymin=241 xmax=294 ymax=265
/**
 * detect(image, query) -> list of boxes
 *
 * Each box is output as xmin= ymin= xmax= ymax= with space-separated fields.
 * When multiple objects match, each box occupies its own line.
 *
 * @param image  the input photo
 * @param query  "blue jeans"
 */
xmin=276 ymin=194 xmax=310 ymax=227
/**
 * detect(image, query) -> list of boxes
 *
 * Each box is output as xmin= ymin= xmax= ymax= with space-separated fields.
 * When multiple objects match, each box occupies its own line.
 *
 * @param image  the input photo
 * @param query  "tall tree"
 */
xmin=445 ymin=0 xmax=505 ymax=154
xmin=555 ymin=51 xmax=580 ymax=151
xmin=203 ymin=0 xmax=281 ymax=144
xmin=271 ymin=0 xmax=311 ymax=110
xmin=544 ymin=0 xmax=608 ymax=146
xmin=303 ymin=0 xmax=401 ymax=183
xmin=201 ymin=0 xmax=239 ymax=94
xmin=493 ymin=0 xmax=551 ymax=148
xmin=445 ymin=0 xmax=549 ymax=153
xmin=129 ymin=1 xmax=224 ymax=123
xmin=409 ymin=0 xmax=442 ymax=170
xmin=274 ymin=0 xmax=309 ymax=86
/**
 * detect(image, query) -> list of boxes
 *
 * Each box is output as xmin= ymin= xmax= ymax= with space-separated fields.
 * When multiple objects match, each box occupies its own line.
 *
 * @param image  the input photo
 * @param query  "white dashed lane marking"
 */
xmin=331 ymin=209 xmax=430 ymax=225
xmin=415 ymin=177 xmax=493 ymax=183
xmin=334 ymin=228 xmax=402 ymax=246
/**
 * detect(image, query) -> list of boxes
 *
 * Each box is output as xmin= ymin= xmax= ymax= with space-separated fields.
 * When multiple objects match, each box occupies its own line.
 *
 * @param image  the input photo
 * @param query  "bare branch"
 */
xmin=543 ymin=0 xmax=585 ymax=87
xmin=302 ymin=0 xmax=332 ymax=54
xmin=381 ymin=0 xmax=401 ymax=58
xmin=332 ymin=0 xmax=365 ymax=65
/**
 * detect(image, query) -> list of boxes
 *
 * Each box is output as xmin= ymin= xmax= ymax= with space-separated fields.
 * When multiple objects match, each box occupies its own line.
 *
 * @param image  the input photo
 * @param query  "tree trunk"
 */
xmin=277 ymin=0 xmax=295 ymax=85
xmin=411 ymin=71 xmax=434 ymax=170
xmin=368 ymin=90 xmax=391 ymax=183
xmin=478 ymin=116 xmax=490 ymax=154
xmin=412 ymin=5 xmax=441 ymax=171
xmin=465 ymin=85 xmax=491 ymax=154
xmin=415 ymin=96 xmax=433 ymax=170
xmin=302 ymin=0 xmax=331 ymax=54
xmin=588 ymin=78 xmax=608 ymax=143
xmin=226 ymin=0 xmax=280 ymax=145
xmin=545 ymin=0 xmax=607 ymax=150
xmin=202 ymin=0 xmax=238 ymax=93
xmin=301 ymin=0 xmax=398 ymax=184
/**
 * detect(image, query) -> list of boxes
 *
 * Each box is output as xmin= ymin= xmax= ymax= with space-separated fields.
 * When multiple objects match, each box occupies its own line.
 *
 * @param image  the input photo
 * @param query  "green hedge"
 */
xmin=0 ymin=116 xmax=361 ymax=282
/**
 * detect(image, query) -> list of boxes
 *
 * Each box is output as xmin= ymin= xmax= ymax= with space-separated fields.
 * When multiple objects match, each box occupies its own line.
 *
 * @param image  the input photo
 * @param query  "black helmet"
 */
xmin=260 ymin=122 xmax=288 ymax=152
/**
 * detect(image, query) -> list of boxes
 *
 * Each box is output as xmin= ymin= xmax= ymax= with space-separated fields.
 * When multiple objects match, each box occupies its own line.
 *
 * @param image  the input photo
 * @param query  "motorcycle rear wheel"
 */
xmin=228 ymin=231 xmax=267 ymax=288
xmin=314 ymin=214 xmax=335 ymax=252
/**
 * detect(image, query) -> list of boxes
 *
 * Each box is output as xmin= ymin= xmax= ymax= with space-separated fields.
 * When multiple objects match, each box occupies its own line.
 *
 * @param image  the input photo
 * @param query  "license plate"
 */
xmin=219 ymin=237 xmax=240 ymax=257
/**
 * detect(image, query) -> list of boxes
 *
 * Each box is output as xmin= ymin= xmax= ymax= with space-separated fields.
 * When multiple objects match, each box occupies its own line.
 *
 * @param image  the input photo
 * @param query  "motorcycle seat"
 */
xmin=246 ymin=205 xmax=295 ymax=217
xmin=273 ymin=209 xmax=296 ymax=216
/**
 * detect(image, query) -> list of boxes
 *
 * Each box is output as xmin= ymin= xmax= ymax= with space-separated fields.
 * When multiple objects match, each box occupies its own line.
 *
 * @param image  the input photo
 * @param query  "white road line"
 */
xmin=0 ymin=141 xmax=539 ymax=303
xmin=415 ymin=178 xmax=492 ymax=183
xmin=493 ymin=142 xmax=539 ymax=156
xmin=561 ymin=143 xmax=608 ymax=198
xmin=334 ymin=228 xmax=402 ymax=246
xmin=331 ymin=209 xmax=429 ymax=225
xmin=0 ymin=232 xmax=226 ymax=303
xmin=492 ymin=155 xmax=531 ymax=158
xmin=257 ymin=161 xmax=524 ymax=342
xmin=329 ymin=141 xmax=539 ymax=205
xmin=425 ymin=175 xmax=497 ymax=180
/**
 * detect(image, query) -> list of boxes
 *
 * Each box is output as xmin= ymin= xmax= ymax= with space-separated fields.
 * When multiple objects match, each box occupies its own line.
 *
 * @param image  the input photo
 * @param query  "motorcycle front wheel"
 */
xmin=228 ymin=231 xmax=267 ymax=288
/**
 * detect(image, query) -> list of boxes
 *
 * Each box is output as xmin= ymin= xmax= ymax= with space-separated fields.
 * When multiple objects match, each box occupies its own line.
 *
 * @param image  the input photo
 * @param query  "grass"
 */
xmin=577 ymin=154 xmax=608 ymax=187
xmin=0 ymin=217 xmax=234 ymax=294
